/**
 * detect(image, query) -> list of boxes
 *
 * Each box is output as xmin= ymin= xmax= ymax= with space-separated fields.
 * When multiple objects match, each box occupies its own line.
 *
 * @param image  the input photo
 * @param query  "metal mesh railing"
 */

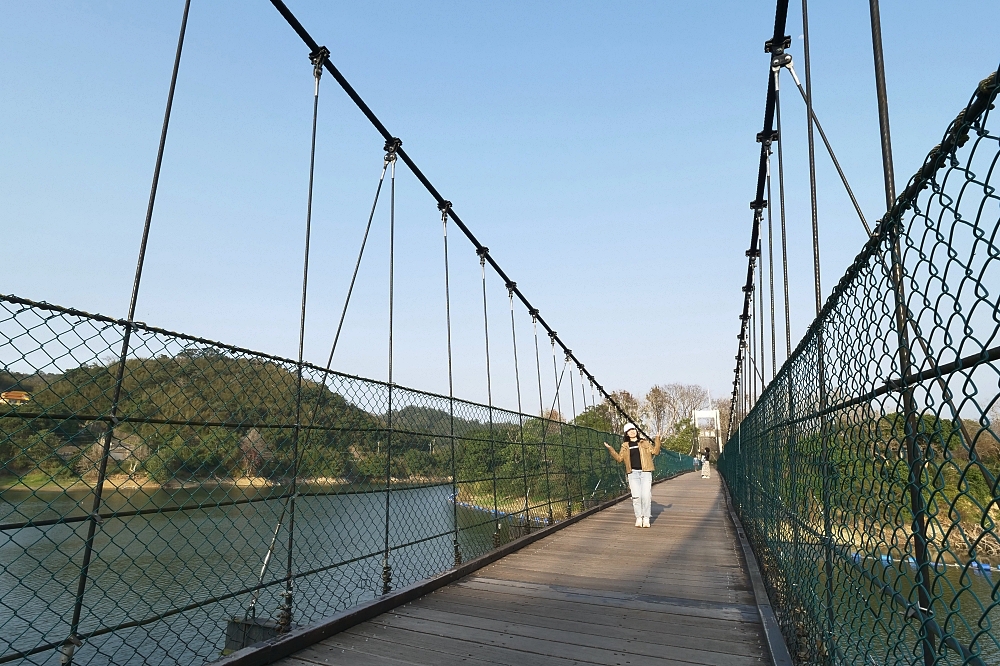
xmin=720 ymin=71 xmax=1000 ymax=666
xmin=0 ymin=293 xmax=691 ymax=666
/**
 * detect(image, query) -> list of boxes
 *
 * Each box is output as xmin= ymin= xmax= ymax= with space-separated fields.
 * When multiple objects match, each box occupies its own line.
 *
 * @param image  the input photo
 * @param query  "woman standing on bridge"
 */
xmin=603 ymin=424 xmax=661 ymax=528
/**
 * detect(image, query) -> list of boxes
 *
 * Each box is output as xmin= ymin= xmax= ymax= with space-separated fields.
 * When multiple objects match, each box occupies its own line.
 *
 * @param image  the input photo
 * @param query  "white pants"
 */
xmin=701 ymin=461 xmax=711 ymax=478
xmin=627 ymin=470 xmax=652 ymax=519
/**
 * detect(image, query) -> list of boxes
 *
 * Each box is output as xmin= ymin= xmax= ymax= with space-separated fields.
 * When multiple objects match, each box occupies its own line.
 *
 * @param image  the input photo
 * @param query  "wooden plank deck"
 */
xmin=274 ymin=472 xmax=772 ymax=665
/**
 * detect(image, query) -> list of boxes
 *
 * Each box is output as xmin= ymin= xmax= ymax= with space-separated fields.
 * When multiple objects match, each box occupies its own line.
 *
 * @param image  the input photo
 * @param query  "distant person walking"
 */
xmin=701 ymin=448 xmax=712 ymax=479
xmin=604 ymin=423 xmax=661 ymax=528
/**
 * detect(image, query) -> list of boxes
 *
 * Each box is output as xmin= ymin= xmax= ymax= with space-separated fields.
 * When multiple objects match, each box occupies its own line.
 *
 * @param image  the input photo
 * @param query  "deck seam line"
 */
xmin=214 ymin=472 xmax=690 ymax=666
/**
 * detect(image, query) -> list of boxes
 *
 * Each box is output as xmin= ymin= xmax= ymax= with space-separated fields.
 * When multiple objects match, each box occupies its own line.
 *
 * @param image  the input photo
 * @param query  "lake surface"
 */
xmin=1 ymin=483 xmax=499 ymax=666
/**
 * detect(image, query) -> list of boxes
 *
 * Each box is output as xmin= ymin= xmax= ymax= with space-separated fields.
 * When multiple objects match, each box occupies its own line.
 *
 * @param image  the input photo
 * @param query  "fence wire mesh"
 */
xmin=720 ymin=71 xmax=1000 ymax=666
xmin=0 ymin=294 xmax=690 ymax=666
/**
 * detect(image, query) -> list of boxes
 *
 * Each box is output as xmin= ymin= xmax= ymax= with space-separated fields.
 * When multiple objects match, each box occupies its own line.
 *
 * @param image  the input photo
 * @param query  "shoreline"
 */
xmin=0 ymin=473 xmax=454 ymax=495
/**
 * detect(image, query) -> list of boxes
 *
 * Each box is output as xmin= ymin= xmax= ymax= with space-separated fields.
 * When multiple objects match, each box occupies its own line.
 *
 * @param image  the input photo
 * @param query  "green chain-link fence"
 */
xmin=720 ymin=70 xmax=1000 ymax=666
xmin=0 ymin=293 xmax=691 ymax=666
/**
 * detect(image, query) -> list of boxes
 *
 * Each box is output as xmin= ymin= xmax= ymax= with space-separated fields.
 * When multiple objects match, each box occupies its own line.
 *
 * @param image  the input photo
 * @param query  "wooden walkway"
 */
xmin=275 ymin=472 xmax=773 ymax=666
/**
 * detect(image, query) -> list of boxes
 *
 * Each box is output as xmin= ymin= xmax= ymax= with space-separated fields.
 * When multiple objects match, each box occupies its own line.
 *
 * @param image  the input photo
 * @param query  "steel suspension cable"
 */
xmin=531 ymin=312 xmax=545 ymax=418
xmin=751 ymin=278 xmax=758 ymax=404
xmin=765 ymin=144 xmax=777 ymax=377
xmin=477 ymin=248 xmax=500 ymax=545
xmin=727 ymin=0 xmax=791 ymax=439
xmin=781 ymin=63 xmax=872 ymax=236
xmin=568 ymin=364 xmax=578 ymax=419
xmin=297 ymin=147 xmax=383 ymax=492
xmin=568 ymin=360 xmax=582 ymax=509
xmin=801 ymin=0 xmax=836 ymax=657
xmin=531 ymin=312 xmax=553 ymax=524
xmin=508 ymin=284 xmax=529 ymax=530
xmin=550 ymin=336 xmax=571 ymax=516
xmin=65 ymin=2 xmax=191 ymax=660
xmin=325 ymin=160 xmax=389 ymax=367
xmin=282 ymin=43 xmax=327 ymax=627
xmin=801 ymin=0 xmax=822 ymax=316
xmin=267 ymin=0 xmax=646 ymax=434
xmin=381 ymin=139 xmax=399 ymax=595
xmin=774 ymin=69 xmax=792 ymax=359
xmin=758 ymin=242 xmax=766 ymax=385
xmin=868 ymin=4 xmax=934 ymax=662
xmin=440 ymin=200 xmax=461 ymax=565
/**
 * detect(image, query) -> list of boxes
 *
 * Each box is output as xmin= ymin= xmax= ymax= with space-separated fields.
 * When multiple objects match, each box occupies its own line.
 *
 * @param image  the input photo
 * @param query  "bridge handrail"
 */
xmin=721 ymin=69 xmax=1000 ymax=666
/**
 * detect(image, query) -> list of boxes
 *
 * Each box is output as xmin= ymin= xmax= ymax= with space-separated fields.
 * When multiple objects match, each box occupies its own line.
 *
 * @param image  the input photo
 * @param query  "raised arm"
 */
xmin=603 ymin=441 xmax=623 ymax=462
xmin=651 ymin=434 xmax=661 ymax=456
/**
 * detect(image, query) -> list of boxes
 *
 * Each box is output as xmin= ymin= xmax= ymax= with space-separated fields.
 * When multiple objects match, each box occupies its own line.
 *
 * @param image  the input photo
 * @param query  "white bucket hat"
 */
xmin=623 ymin=422 xmax=637 ymax=434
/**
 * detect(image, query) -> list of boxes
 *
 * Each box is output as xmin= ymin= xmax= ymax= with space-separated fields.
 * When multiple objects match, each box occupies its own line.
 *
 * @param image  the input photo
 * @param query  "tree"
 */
xmin=644 ymin=386 xmax=669 ymax=438
xmin=608 ymin=390 xmax=643 ymax=433
xmin=714 ymin=397 xmax=732 ymax=442
xmin=660 ymin=383 xmax=710 ymax=428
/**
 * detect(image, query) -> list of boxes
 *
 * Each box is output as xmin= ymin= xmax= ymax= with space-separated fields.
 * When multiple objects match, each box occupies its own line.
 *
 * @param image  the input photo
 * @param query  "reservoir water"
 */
xmin=1 ymin=482 xmax=499 ymax=666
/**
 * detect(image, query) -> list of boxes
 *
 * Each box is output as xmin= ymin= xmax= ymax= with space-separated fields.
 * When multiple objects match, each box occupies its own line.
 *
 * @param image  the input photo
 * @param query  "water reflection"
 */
xmin=1 ymin=484 xmax=495 ymax=665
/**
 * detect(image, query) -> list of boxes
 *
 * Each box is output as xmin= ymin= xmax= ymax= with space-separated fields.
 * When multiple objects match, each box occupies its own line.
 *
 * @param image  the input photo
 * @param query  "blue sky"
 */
xmin=1 ymin=1 xmax=997 ymax=414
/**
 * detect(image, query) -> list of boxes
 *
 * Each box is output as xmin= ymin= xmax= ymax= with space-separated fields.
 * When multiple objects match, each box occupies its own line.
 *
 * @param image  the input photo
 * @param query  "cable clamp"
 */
xmin=505 ymin=280 xmax=516 ymax=293
xmin=764 ymin=35 xmax=791 ymax=54
xmin=745 ymin=247 xmax=761 ymax=257
xmin=548 ymin=331 xmax=558 ymax=343
xmin=91 ymin=512 xmax=103 ymax=525
xmin=739 ymin=313 xmax=750 ymax=321
xmin=437 ymin=200 xmax=452 ymax=213
xmin=384 ymin=137 xmax=402 ymax=162
xmin=756 ymin=130 xmax=778 ymax=145
xmin=750 ymin=199 xmax=767 ymax=210
xmin=309 ymin=46 xmax=330 ymax=79
xmin=771 ymin=51 xmax=792 ymax=72
xmin=741 ymin=285 xmax=754 ymax=293
xmin=528 ymin=308 xmax=539 ymax=322
xmin=564 ymin=351 xmax=572 ymax=362
xmin=60 ymin=635 xmax=83 ymax=665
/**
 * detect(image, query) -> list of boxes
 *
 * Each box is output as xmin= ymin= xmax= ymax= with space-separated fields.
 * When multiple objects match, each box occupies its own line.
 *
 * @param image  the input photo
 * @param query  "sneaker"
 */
xmin=635 ymin=518 xmax=643 ymax=527
xmin=642 ymin=517 xmax=650 ymax=528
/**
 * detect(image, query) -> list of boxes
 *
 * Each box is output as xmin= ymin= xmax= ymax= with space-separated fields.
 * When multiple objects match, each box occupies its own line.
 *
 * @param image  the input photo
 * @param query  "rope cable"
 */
xmin=284 ymin=44 xmax=328 ymax=625
xmin=783 ymin=63 xmax=872 ymax=236
xmin=531 ymin=312 xmax=553 ymax=523
xmin=478 ymin=248 xmax=500 ymax=541
xmin=801 ymin=0 xmax=822 ymax=316
xmin=67 ymin=0 xmax=192 ymax=654
xmin=325 ymin=161 xmax=389 ymax=367
xmin=440 ymin=200 xmax=460 ymax=564
xmin=550 ymin=336 xmax=571 ymax=514
xmin=758 ymin=240 xmax=766 ymax=385
xmin=774 ymin=69 xmax=792 ymax=359
xmin=508 ymin=284 xmax=529 ymax=528
xmin=381 ymin=139 xmax=399 ymax=595
xmin=765 ymin=144 xmax=777 ymax=378
xmin=531 ymin=312 xmax=545 ymax=418
xmin=268 ymin=0 xmax=649 ymax=436
xmin=751 ymin=278 xmax=758 ymax=405
xmin=801 ymin=1 xmax=836 ymax=656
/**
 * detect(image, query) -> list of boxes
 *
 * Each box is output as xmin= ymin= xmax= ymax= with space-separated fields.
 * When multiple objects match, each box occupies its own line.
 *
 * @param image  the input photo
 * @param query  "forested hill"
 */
xmin=0 ymin=352 xmax=510 ymax=484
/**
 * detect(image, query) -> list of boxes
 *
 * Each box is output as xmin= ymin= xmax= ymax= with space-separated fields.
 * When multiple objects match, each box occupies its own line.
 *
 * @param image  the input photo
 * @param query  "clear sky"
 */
xmin=1 ymin=1 xmax=997 ymax=415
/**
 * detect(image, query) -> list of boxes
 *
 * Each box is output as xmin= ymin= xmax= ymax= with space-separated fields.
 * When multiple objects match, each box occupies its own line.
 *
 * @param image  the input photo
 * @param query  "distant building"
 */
xmin=0 ymin=390 xmax=30 ymax=405
xmin=692 ymin=409 xmax=722 ymax=454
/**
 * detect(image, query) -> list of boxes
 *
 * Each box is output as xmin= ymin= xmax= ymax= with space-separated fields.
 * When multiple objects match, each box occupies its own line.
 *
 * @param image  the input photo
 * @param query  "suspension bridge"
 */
xmin=1 ymin=1 xmax=998 ymax=665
